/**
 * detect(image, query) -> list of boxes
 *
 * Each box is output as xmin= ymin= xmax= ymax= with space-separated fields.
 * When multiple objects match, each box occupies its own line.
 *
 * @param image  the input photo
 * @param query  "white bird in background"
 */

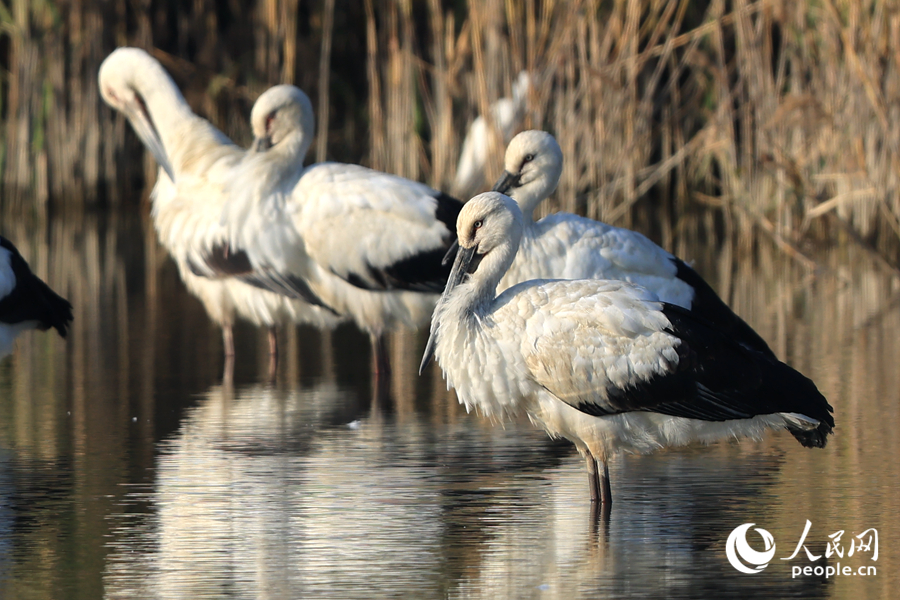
xmin=98 ymin=48 xmax=340 ymax=367
xmin=0 ymin=236 xmax=73 ymax=358
xmin=492 ymin=130 xmax=775 ymax=356
xmin=421 ymin=192 xmax=834 ymax=506
xmin=453 ymin=71 xmax=531 ymax=199
xmin=221 ymin=84 xmax=463 ymax=375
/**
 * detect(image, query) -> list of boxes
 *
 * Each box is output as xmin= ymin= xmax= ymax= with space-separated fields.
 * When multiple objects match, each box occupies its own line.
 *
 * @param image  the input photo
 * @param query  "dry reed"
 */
xmin=0 ymin=0 xmax=898 ymax=260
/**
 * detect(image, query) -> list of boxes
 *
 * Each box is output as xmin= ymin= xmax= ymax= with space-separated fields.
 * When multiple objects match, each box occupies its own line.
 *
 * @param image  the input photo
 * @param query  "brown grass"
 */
xmin=1 ymin=0 xmax=898 ymax=261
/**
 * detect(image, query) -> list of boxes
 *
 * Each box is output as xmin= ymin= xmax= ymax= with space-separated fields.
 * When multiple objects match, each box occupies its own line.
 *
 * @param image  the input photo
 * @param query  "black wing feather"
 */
xmin=187 ymin=242 xmax=339 ymax=315
xmin=340 ymin=192 xmax=463 ymax=293
xmin=0 ymin=237 xmax=73 ymax=338
xmin=672 ymin=257 xmax=776 ymax=358
xmin=193 ymin=243 xmax=255 ymax=277
xmin=573 ymin=302 xmax=833 ymax=447
xmin=235 ymin=269 xmax=339 ymax=315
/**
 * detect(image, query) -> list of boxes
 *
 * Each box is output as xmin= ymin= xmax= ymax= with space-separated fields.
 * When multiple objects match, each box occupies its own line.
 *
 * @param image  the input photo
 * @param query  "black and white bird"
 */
xmin=492 ymin=130 xmax=774 ymax=356
xmin=421 ymin=192 xmax=834 ymax=506
xmin=98 ymin=48 xmax=340 ymax=364
xmin=0 ymin=236 xmax=73 ymax=358
xmin=222 ymin=84 xmax=463 ymax=373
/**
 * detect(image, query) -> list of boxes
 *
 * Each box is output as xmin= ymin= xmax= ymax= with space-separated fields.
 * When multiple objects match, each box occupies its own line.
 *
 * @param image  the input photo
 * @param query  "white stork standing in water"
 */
xmin=421 ymin=192 xmax=834 ymax=507
xmin=98 ymin=48 xmax=340 ymax=369
xmin=491 ymin=130 xmax=775 ymax=356
xmin=221 ymin=85 xmax=463 ymax=376
xmin=0 ymin=236 xmax=73 ymax=358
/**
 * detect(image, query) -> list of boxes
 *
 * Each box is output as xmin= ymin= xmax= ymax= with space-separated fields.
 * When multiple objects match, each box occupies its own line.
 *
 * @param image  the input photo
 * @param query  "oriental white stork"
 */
xmin=491 ymin=130 xmax=774 ymax=356
xmin=452 ymin=71 xmax=531 ymax=199
xmin=0 ymin=236 xmax=72 ymax=358
xmin=221 ymin=84 xmax=463 ymax=375
xmin=421 ymin=192 xmax=834 ymax=507
xmin=98 ymin=48 xmax=340 ymax=368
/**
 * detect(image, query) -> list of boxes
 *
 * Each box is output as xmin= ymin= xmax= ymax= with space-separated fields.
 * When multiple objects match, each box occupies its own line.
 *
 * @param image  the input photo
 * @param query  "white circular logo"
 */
xmin=726 ymin=523 xmax=776 ymax=574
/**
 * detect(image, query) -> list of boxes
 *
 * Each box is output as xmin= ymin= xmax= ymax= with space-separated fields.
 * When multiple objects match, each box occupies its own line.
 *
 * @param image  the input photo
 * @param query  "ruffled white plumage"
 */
xmin=290 ymin=164 xmax=451 ymax=286
xmin=99 ymin=49 xmax=339 ymax=355
xmin=226 ymin=161 xmax=446 ymax=336
xmin=494 ymin=130 xmax=694 ymax=307
xmin=424 ymin=192 xmax=832 ymax=503
xmin=500 ymin=213 xmax=693 ymax=305
xmin=439 ymin=274 xmax=788 ymax=459
xmin=221 ymin=85 xmax=459 ymax=350
xmin=494 ymin=130 xmax=776 ymax=356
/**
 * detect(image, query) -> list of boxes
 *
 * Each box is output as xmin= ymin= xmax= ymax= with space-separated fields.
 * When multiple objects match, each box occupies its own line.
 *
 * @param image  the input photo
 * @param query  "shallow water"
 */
xmin=0 ymin=213 xmax=897 ymax=599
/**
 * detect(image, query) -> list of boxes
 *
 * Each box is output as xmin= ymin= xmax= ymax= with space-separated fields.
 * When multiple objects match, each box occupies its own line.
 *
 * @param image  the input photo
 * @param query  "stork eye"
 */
xmin=523 ymin=153 xmax=535 ymax=163
xmin=473 ymin=219 xmax=484 ymax=230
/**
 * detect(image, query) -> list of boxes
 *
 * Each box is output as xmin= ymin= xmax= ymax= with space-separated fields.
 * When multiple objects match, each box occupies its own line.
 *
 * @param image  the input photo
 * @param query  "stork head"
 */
xmin=420 ymin=192 xmax=525 ymax=374
xmin=492 ymin=130 xmax=563 ymax=220
xmin=456 ymin=192 xmax=524 ymax=261
xmin=444 ymin=192 xmax=523 ymax=300
xmin=98 ymin=47 xmax=176 ymax=181
xmin=250 ymin=85 xmax=315 ymax=156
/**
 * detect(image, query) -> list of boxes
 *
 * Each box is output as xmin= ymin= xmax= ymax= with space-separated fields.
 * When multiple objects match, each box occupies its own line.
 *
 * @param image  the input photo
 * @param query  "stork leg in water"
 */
xmin=586 ymin=452 xmax=612 ymax=506
xmin=421 ymin=192 xmax=834 ymax=515
xmin=223 ymin=354 xmax=235 ymax=385
xmin=223 ymin=324 xmax=235 ymax=358
xmin=371 ymin=333 xmax=391 ymax=386
xmin=99 ymin=49 xmax=342 ymax=369
xmin=370 ymin=333 xmax=393 ymax=406
xmin=219 ymin=85 xmax=460 ymax=378
xmin=586 ymin=453 xmax=612 ymax=523
xmin=267 ymin=327 xmax=279 ymax=381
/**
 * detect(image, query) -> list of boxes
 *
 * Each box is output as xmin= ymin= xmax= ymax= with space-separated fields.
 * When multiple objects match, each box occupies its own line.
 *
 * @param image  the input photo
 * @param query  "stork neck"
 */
xmin=461 ymin=237 xmax=521 ymax=314
xmin=273 ymin=128 xmax=314 ymax=170
xmin=134 ymin=67 xmax=197 ymax=147
xmin=513 ymin=187 xmax=547 ymax=222
xmin=130 ymin=60 xmax=239 ymax=182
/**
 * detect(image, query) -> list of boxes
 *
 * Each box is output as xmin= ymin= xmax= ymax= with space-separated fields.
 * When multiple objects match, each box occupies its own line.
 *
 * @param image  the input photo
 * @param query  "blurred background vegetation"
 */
xmin=0 ymin=0 xmax=899 ymax=264
xmin=1 ymin=6 xmax=899 ymax=594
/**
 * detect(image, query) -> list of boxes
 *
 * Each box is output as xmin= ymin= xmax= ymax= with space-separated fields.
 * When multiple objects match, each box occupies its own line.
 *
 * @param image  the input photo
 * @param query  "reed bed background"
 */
xmin=2 ymin=4 xmax=900 ymax=594
xmin=0 ymin=0 xmax=898 ymax=261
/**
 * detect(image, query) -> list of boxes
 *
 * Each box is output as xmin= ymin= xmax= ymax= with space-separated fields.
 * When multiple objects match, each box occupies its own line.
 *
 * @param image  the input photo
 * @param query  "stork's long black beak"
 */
xmin=252 ymin=136 xmax=273 ymax=152
xmin=441 ymin=240 xmax=459 ymax=266
xmin=443 ymin=243 xmax=477 ymax=297
xmin=492 ymin=170 xmax=520 ymax=194
xmin=419 ymin=243 xmax=478 ymax=375
xmin=418 ymin=329 xmax=438 ymax=375
xmin=127 ymin=102 xmax=175 ymax=182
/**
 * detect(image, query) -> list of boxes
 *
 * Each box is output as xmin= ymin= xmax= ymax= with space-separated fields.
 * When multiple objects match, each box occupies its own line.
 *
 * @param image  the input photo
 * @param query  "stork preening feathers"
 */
xmin=100 ymin=49 xmax=463 ymax=375
xmin=221 ymin=84 xmax=463 ymax=374
xmin=99 ymin=48 xmax=341 ymax=369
